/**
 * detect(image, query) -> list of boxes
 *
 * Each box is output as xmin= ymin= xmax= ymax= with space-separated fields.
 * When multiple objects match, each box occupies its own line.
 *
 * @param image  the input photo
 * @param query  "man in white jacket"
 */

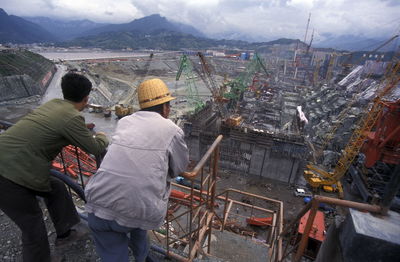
xmin=85 ymin=78 xmax=189 ymax=262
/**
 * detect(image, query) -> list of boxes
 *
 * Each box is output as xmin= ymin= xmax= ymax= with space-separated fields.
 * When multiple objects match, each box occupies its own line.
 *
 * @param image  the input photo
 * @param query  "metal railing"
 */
xmin=150 ymin=135 xmax=222 ymax=261
xmin=154 ymin=134 xmax=284 ymax=262
xmin=216 ymin=188 xmax=283 ymax=261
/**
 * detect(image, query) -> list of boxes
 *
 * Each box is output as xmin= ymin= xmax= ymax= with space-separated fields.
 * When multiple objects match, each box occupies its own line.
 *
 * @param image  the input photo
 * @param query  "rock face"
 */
xmin=0 ymin=49 xmax=55 ymax=102
xmin=0 ymin=75 xmax=41 ymax=102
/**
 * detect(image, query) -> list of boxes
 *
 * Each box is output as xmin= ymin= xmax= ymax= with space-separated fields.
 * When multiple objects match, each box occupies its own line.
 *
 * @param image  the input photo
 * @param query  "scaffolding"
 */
xmin=150 ymin=135 xmax=284 ymax=261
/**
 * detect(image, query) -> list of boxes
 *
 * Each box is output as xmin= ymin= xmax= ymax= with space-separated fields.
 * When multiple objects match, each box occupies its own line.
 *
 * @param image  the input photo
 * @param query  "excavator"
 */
xmin=304 ymin=61 xmax=400 ymax=197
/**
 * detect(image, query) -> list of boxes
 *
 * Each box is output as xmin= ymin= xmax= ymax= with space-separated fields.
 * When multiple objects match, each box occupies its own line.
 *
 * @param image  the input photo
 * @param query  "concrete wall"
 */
xmin=190 ymin=128 xmax=306 ymax=184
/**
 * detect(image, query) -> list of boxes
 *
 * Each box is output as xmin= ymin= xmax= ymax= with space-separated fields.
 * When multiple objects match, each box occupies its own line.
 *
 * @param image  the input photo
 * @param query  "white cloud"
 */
xmin=1 ymin=0 xmax=399 ymax=42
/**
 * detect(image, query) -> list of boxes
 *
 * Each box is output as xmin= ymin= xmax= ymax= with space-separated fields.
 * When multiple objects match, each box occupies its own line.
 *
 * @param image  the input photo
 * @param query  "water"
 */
xmin=37 ymin=50 xmax=148 ymax=61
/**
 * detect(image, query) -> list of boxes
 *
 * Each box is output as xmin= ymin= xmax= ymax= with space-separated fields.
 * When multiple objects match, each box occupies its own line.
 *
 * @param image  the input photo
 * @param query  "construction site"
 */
xmin=1 ymin=32 xmax=400 ymax=261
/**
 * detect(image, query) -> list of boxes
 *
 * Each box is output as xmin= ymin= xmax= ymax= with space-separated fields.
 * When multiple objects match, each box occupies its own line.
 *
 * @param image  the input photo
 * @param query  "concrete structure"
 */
xmin=185 ymin=103 xmax=307 ymax=184
xmin=339 ymin=209 xmax=400 ymax=261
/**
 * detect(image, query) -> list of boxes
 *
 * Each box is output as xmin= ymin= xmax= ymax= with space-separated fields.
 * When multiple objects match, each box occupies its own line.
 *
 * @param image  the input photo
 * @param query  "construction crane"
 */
xmin=196 ymin=52 xmax=228 ymax=118
xmin=306 ymin=29 xmax=314 ymax=55
xmin=224 ymin=53 xmax=269 ymax=109
xmin=313 ymin=60 xmax=321 ymax=87
xmin=325 ymin=53 xmax=337 ymax=83
xmin=176 ymin=54 xmax=204 ymax=113
xmin=304 ymin=62 xmax=400 ymax=195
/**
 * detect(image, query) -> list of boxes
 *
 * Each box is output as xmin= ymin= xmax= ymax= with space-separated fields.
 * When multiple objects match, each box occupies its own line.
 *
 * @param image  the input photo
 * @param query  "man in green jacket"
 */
xmin=0 ymin=72 xmax=109 ymax=262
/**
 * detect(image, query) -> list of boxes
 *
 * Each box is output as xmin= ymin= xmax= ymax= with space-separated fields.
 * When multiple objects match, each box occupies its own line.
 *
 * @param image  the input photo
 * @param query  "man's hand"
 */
xmin=86 ymin=123 xmax=95 ymax=130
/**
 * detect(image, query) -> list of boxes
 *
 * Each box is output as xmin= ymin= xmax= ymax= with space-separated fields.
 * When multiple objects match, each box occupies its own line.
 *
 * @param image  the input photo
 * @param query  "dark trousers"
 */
xmin=0 ymin=175 xmax=80 ymax=262
xmin=88 ymin=213 xmax=150 ymax=262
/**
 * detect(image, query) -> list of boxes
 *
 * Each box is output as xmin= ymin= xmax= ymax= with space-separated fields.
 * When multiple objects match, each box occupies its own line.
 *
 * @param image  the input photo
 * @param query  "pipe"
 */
xmin=149 ymin=244 xmax=189 ymax=262
xmin=314 ymin=195 xmax=382 ymax=213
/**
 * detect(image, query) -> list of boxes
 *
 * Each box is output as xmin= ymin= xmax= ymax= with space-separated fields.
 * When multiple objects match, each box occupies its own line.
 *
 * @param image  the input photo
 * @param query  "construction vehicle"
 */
xmin=304 ymin=61 xmax=400 ymax=196
xmin=224 ymin=114 xmax=243 ymax=127
xmin=115 ymin=104 xmax=134 ymax=119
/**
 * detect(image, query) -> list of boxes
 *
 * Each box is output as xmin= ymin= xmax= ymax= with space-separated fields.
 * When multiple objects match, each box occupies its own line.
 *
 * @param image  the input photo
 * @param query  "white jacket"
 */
xmin=85 ymin=111 xmax=189 ymax=229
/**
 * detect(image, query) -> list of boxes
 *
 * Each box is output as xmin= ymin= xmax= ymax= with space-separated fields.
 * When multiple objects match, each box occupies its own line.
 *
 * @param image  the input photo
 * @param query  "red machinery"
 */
xmin=362 ymin=99 xmax=400 ymax=168
xmin=297 ymin=210 xmax=326 ymax=259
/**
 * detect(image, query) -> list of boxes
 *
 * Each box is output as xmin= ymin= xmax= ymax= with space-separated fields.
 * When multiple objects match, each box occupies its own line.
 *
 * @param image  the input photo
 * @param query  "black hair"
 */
xmin=61 ymin=73 xmax=92 ymax=103
xmin=141 ymin=101 xmax=169 ymax=114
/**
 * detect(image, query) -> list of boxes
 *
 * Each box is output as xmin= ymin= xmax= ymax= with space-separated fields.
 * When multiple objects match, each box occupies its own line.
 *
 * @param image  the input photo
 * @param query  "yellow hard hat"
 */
xmin=138 ymin=78 xmax=175 ymax=109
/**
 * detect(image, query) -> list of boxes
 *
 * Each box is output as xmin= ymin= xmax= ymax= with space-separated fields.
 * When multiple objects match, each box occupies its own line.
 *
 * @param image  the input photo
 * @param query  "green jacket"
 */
xmin=0 ymin=99 xmax=109 ymax=192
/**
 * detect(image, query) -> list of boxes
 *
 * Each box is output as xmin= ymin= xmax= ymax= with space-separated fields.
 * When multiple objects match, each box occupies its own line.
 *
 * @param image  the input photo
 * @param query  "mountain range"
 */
xmin=315 ymin=34 xmax=396 ymax=52
xmin=0 ymin=8 xmax=56 ymax=43
xmin=0 ymin=8 xmax=394 ymax=52
xmin=23 ymin=16 xmax=106 ymax=41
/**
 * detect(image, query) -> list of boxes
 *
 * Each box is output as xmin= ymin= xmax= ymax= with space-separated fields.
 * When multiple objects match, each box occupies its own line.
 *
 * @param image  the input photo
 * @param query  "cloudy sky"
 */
xmin=1 ymin=0 xmax=400 ymax=43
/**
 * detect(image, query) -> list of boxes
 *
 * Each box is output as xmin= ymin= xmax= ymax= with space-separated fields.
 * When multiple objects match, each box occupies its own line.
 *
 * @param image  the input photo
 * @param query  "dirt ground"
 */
xmin=214 ymin=169 xmax=307 ymax=223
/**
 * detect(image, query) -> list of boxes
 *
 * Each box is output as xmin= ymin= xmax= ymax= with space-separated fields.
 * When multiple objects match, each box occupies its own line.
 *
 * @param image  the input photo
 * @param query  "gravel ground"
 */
xmin=0 ymin=200 xmax=101 ymax=262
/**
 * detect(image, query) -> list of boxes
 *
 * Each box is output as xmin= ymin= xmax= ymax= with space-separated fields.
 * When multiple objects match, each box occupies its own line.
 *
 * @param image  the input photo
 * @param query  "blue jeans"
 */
xmin=88 ymin=213 xmax=150 ymax=262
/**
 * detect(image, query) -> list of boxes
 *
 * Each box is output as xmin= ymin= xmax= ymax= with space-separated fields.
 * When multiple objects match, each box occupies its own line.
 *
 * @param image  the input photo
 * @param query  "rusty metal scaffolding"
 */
xmin=151 ymin=134 xmax=284 ymax=261
xmin=149 ymin=135 xmax=223 ymax=261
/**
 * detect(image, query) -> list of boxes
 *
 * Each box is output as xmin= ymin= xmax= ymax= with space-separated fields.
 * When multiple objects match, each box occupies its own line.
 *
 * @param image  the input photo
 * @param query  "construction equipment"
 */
xmin=313 ymin=60 xmax=320 ymax=87
xmin=197 ymin=52 xmax=228 ymax=118
xmin=306 ymin=29 xmax=314 ymax=55
xmin=304 ymin=62 xmax=400 ymax=195
xmin=222 ymin=53 xmax=271 ymax=127
xmin=224 ymin=53 xmax=269 ymax=103
xmin=325 ymin=53 xmax=337 ymax=83
xmin=176 ymin=54 xmax=204 ymax=113
xmin=362 ymin=99 xmax=400 ymax=167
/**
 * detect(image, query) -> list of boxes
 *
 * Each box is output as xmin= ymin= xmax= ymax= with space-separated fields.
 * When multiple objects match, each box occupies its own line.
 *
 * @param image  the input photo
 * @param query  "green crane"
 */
xmin=224 ymin=53 xmax=269 ymax=109
xmin=176 ymin=55 xmax=205 ymax=113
